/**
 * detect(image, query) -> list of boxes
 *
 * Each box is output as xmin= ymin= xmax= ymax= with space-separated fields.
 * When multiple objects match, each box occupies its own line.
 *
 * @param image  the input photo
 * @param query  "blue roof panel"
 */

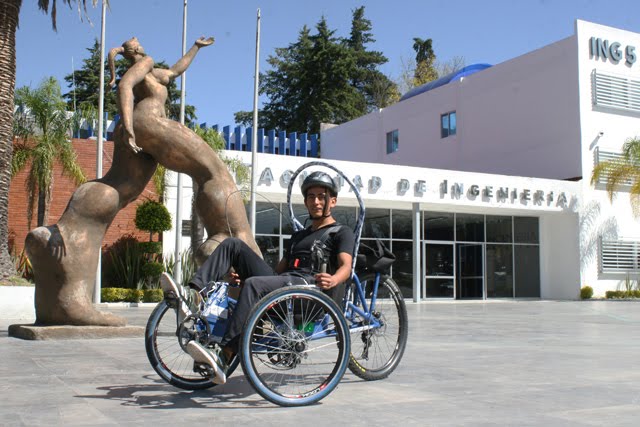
xmin=399 ymin=63 xmax=492 ymax=101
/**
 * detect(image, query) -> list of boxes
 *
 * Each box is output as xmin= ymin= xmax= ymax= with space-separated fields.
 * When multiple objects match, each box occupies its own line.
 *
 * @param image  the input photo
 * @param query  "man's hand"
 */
xmin=314 ymin=272 xmax=337 ymax=290
xmin=229 ymin=271 xmax=241 ymax=285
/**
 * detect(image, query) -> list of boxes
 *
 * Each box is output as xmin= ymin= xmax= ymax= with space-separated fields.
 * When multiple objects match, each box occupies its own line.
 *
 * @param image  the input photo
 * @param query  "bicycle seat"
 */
xmin=356 ymin=239 xmax=396 ymax=274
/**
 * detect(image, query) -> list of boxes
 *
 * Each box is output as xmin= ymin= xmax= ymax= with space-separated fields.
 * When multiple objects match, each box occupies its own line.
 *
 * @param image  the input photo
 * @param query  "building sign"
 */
xmin=257 ymin=167 xmax=572 ymax=210
xmin=589 ymin=36 xmax=637 ymax=66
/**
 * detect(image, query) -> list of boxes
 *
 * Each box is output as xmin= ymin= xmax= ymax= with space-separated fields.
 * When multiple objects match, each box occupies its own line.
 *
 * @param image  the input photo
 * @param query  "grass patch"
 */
xmin=0 ymin=276 xmax=34 ymax=287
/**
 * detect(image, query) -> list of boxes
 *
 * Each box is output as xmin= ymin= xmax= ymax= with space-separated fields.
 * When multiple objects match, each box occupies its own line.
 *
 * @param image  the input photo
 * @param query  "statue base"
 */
xmin=8 ymin=324 xmax=145 ymax=340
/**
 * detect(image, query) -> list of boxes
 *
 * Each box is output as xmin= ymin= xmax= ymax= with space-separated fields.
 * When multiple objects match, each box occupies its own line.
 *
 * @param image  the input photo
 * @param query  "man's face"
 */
xmin=304 ymin=185 xmax=337 ymax=219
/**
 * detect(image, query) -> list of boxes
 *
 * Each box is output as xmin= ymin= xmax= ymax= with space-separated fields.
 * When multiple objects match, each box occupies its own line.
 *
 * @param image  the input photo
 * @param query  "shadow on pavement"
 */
xmin=74 ymin=375 xmax=279 ymax=409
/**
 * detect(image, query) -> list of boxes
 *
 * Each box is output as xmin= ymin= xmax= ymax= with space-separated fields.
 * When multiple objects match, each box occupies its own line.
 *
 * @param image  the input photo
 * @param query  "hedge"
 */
xmin=605 ymin=290 xmax=640 ymax=299
xmin=101 ymin=288 xmax=163 ymax=303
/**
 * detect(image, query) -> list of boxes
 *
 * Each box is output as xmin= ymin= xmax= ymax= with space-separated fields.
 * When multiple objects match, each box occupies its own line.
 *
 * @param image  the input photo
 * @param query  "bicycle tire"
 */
xmin=145 ymin=300 xmax=239 ymax=390
xmin=240 ymin=286 xmax=350 ymax=407
xmin=347 ymin=274 xmax=408 ymax=381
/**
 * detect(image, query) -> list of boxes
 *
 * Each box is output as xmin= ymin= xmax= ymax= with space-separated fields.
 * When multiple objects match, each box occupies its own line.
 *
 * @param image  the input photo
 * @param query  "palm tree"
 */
xmin=13 ymin=76 xmax=87 ymax=229
xmin=591 ymin=137 xmax=640 ymax=217
xmin=0 ymin=0 xmax=98 ymax=279
xmin=412 ymin=37 xmax=438 ymax=87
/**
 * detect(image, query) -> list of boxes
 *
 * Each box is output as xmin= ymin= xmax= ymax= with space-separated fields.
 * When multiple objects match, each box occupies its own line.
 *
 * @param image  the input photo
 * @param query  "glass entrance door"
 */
xmin=456 ymin=243 xmax=484 ymax=299
xmin=423 ymin=243 xmax=454 ymax=298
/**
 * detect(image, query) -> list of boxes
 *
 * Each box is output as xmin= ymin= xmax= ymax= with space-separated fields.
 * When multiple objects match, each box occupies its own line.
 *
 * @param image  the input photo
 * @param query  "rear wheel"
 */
xmin=240 ymin=286 xmax=350 ymax=407
xmin=145 ymin=300 xmax=238 ymax=390
xmin=347 ymin=274 xmax=408 ymax=380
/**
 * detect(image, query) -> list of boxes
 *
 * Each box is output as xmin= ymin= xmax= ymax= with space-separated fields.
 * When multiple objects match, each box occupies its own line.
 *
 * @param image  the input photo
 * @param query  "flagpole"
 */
xmin=174 ymin=0 xmax=188 ymax=284
xmin=94 ymin=0 xmax=107 ymax=304
xmin=249 ymin=9 xmax=261 ymax=235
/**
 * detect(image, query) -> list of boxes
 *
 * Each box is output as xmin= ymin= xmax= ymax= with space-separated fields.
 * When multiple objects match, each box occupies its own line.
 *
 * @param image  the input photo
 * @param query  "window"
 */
xmin=599 ymin=238 xmax=640 ymax=273
xmin=592 ymin=69 xmax=640 ymax=113
xmin=441 ymin=111 xmax=457 ymax=138
xmin=386 ymin=129 xmax=399 ymax=154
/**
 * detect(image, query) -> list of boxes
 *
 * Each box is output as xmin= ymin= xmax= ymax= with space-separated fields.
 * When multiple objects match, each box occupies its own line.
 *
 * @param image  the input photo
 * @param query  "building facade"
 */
xmin=165 ymin=152 xmax=580 ymax=302
xmin=315 ymin=20 xmax=640 ymax=298
xmin=165 ymin=20 xmax=640 ymax=300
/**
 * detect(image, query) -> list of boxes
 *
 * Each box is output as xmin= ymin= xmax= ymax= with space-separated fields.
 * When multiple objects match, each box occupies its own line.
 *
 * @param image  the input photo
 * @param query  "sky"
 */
xmin=15 ymin=0 xmax=640 ymax=129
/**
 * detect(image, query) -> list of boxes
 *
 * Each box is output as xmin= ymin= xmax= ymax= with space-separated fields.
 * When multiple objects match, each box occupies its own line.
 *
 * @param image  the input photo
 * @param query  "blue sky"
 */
xmin=15 ymin=0 xmax=640 ymax=129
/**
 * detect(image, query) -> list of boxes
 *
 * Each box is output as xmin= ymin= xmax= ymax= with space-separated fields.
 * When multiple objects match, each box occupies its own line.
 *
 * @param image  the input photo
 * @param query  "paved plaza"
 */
xmin=1 ymin=300 xmax=639 ymax=426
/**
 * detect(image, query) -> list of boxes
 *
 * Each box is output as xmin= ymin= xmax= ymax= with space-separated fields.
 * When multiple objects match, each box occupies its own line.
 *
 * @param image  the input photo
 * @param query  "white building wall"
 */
xmin=322 ymin=36 xmax=582 ymax=180
xmin=539 ymin=213 xmax=581 ymax=299
xmin=575 ymin=20 xmax=640 ymax=296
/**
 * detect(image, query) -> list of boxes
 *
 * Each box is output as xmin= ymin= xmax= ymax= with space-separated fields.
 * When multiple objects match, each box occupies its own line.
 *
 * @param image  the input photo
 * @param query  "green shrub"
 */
xmin=101 ymin=287 xmax=144 ymax=302
xmin=606 ymin=290 xmax=624 ymax=299
xmin=10 ymin=248 xmax=33 ymax=281
xmin=163 ymin=249 xmax=198 ymax=288
xmin=141 ymin=261 xmax=164 ymax=280
xmin=143 ymin=288 xmax=164 ymax=303
xmin=138 ymin=241 xmax=162 ymax=254
xmin=102 ymin=287 xmax=128 ymax=302
xmin=126 ymin=289 xmax=143 ymax=302
xmin=102 ymin=234 xmax=144 ymax=288
xmin=580 ymin=286 xmax=593 ymax=300
xmin=135 ymin=200 xmax=172 ymax=239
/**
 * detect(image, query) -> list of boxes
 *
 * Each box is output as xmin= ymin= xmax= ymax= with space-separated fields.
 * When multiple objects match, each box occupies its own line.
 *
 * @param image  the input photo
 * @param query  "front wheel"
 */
xmin=240 ymin=286 xmax=350 ymax=407
xmin=347 ymin=274 xmax=408 ymax=381
xmin=145 ymin=300 xmax=238 ymax=390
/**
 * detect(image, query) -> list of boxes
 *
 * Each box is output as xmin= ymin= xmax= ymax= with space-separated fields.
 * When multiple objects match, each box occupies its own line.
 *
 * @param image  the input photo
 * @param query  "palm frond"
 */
xmin=592 ymin=137 xmax=640 ymax=218
xmin=11 ymin=145 xmax=32 ymax=178
xmin=58 ymin=139 xmax=87 ymax=184
xmin=25 ymin=172 xmax=38 ymax=230
xmin=40 ymin=1 xmax=103 ymax=31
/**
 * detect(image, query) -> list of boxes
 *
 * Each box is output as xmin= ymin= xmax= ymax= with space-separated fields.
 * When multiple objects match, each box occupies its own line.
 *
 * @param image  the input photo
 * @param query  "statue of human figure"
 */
xmin=25 ymin=36 xmax=259 ymax=326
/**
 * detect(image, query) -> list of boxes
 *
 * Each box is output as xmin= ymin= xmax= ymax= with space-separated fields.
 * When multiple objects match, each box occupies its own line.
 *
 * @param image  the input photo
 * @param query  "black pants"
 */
xmin=189 ymin=238 xmax=318 ymax=351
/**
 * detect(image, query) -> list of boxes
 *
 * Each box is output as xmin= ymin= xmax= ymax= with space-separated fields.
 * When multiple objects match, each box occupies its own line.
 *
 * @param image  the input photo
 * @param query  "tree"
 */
xmin=63 ymin=39 xmax=119 ymax=118
xmin=63 ymin=40 xmax=198 ymax=126
xmin=397 ymin=51 xmax=465 ymax=96
xmin=412 ymin=37 xmax=438 ymax=87
xmin=591 ymin=137 xmax=640 ymax=217
xmin=233 ymin=110 xmax=265 ymax=128
xmin=260 ymin=18 xmax=362 ymax=133
xmin=436 ymin=55 xmax=466 ymax=77
xmin=0 ymin=0 xmax=99 ymax=280
xmin=12 ymin=77 xmax=87 ymax=229
xmin=346 ymin=6 xmax=398 ymax=111
xmin=237 ymin=8 xmax=395 ymax=134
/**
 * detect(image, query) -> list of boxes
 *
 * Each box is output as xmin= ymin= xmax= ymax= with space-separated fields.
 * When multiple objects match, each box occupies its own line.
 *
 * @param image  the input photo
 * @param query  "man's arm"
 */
xmin=315 ymin=252 xmax=352 ymax=290
xmin=274 ymin=257 xmax=288 ymax=275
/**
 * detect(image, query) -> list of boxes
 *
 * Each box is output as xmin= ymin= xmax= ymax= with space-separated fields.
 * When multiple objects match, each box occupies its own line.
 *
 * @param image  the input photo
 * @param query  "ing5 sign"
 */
xmin=589 ymin=36 xmax=636 ymax=66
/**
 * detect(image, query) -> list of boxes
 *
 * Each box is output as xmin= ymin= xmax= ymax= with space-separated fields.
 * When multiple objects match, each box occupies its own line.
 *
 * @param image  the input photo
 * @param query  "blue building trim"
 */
xmin=216 ymin=124 xmax=319 ymax=158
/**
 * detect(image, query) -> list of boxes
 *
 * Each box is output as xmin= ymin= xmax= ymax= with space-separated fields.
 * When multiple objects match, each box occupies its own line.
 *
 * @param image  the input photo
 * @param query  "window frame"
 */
xmin=440 ymin=111 xmax=457 ymax=138
xmin=386 ymin=129 xmax=399 ymax=154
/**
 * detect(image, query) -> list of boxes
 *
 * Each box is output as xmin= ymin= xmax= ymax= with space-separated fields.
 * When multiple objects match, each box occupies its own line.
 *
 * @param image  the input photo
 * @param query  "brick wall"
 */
xmin=8 ymin=138 xmax=160 ymax=254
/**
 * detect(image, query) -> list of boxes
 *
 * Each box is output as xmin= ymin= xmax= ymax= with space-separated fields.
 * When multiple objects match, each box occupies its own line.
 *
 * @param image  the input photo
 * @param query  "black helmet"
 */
xmin=301 ymin=171 xmax=339 ymax=197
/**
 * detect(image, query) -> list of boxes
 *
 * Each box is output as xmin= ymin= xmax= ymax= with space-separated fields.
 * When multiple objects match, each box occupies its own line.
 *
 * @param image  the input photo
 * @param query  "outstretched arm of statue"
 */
xmin=163 ymin=36 xmax=214 ymax=81
xmin=117 ymin=56 xmax=155 ymax=153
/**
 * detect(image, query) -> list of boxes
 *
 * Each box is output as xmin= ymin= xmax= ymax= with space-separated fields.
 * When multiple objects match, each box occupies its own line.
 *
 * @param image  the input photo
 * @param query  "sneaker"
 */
xmin=160 ymin=272 xmax=195 ymax=323
xmin=186 ymin=341 xmax=227 ymax=385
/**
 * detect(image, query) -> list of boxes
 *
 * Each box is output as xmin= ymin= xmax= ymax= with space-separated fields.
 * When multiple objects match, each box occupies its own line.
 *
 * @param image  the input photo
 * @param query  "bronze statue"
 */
xmin=25 ymin=37 xmax=259 ymax=326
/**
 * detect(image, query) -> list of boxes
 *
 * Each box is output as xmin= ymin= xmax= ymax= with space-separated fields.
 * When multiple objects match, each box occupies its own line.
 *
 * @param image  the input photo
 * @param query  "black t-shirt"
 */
xmin=285 ymin=223 xmax=355 ymax=275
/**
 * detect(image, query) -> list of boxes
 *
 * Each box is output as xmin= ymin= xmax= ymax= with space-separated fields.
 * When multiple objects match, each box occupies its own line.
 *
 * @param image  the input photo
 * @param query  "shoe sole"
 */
xmin=186 ymin=341 xmax=227 ymax=385
xmin=160 ymin=273 xmax=180 ymax=297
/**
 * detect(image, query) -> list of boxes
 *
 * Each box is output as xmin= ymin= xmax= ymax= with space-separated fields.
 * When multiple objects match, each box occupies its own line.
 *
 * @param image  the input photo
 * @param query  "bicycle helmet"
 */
xmin=301 ymin=171 xmax=339 ymax=197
